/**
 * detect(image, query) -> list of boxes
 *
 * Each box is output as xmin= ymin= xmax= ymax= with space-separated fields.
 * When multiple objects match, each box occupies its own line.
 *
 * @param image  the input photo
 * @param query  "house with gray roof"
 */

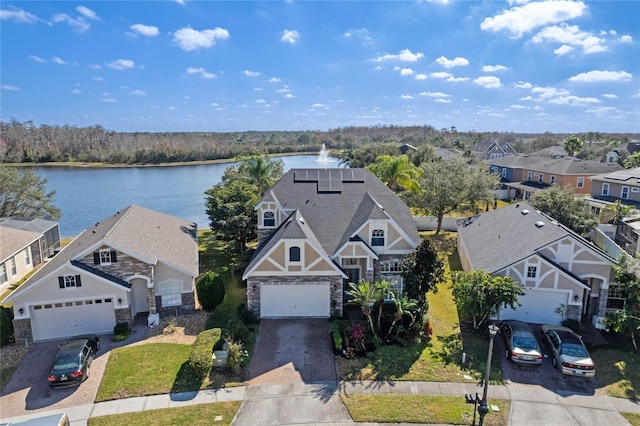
xmin=242 ymin=168 xmax=421 ymax=318
xmin=0 ymin=217 xmax=60 ymax=294
xmin=457 ymin=202 xmax=618 ymax=328
xmin=471 ymin=140 xmax=517 ymax=161
xmin=3 ymin=205 xmax=198 ymax=343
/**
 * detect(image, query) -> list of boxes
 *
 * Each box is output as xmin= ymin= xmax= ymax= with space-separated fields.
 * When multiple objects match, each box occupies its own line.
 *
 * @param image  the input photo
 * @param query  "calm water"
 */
xmin=28 ymin=155 xmax=339 ymax=237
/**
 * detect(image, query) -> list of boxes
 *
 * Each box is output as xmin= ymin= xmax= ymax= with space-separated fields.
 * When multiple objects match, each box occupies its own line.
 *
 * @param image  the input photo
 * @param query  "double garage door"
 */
xmin=500 ymin=288 xmax=568 ymax=325
xmin=30 ymin=297 xmax=116 ymax=342
xmin=261 ymin=283 xmax=330 ymax=318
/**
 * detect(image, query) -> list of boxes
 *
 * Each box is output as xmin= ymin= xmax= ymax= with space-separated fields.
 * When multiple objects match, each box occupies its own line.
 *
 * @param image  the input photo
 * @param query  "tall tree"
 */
xmin=465 ymin=163 xmax=501 ymax=213
xmin=386 ymin=292 xmax=418 ymax=339
xmin=611 ymin=255 xmax=640 ymax=352
xmin=530 ymin=185 xmax=599 ymax=235
xmin=0 ymin=167 xmax=61 ymax=220
xmin=402 ymin=238 xmax=445 ymax=304
xmin=563 ymin=134 xmax=584 ymax=157
xmin=624 ymin=152 xmax=640 ymax=169
xmin=451 ymin=270 xmax=524 ymax=329
xmin=236 ymin=153 xmax=284 ymax=196
xmin=366 ymin=155 xmax=422 ymax=193
xmin=346 ymin=280 xmax=379 ymax=337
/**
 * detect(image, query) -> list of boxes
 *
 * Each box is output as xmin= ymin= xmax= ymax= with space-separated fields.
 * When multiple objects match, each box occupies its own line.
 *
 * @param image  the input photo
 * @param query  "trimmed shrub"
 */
xmin=1 ymin=306 xmax=14 ymax=346
xmin=331 ymin=320 xmax=350 ymax=352
xmin=196 ymin=272 xmax=225 ymax=312
xmin=112 ymin=322 xmax=131 ymax=342
xmin=189 ymin=328 xmax=222 ymax=377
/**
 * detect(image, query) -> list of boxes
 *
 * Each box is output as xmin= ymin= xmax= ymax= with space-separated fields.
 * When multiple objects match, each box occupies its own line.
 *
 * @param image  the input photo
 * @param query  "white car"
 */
xmin=541 ymin=325 xmax=595 ymax=378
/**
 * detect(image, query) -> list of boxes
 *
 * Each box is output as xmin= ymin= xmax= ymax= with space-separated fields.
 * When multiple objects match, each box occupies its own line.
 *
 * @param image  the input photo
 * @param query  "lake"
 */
xmin=28 ymin=155 xmax=340 ymax=237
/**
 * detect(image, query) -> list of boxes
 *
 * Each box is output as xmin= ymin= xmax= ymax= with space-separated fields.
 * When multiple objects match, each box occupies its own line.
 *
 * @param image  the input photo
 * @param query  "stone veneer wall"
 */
xmin=79 ymin=247 xmax=153 ymax=280
xmin=565 ymin=304 xmax=582 ymax=322
xmin=247 ymin=275 xmax=343 ymax=318
xmin=115 ymin=307 xmax=132 ymax=326
xmin=597 ymin=286 xmax=609 ymax=318
xmin=12 ymin=318 xmax=32 ymax=344
xmin=155 ymin=292 xmax=196 ymax=316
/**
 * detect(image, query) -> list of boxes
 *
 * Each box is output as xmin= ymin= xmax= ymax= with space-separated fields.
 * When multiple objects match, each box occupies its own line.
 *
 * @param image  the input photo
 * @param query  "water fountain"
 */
xmin=316 ymin=143 xmax=335 ymax=163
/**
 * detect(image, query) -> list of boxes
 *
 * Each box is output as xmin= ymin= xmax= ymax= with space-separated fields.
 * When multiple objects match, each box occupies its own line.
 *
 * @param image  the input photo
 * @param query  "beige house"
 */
xmin=3 ymin=205 xmax=198 ymax=343
xmin=457 ymin=202 xmax=619 ymax=328
xmin=243 ymin=168 xmax=421 ymax=318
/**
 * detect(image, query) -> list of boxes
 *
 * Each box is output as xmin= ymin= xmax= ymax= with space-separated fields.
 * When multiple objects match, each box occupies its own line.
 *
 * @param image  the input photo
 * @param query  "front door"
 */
xmin=343 ymin=267 xmax=360 ymax=302
xmin=131 ymin=278 xmax=149 ymax=317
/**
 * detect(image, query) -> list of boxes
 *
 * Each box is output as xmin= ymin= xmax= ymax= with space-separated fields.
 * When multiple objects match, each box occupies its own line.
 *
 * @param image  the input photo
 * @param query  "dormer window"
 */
xmin=263 ymin=211 xmax=275 ymax=227
xmin=371 ymin=229 xmax=385 ymax=246
xmin=289 ymin=246 xmax=301 ymax=262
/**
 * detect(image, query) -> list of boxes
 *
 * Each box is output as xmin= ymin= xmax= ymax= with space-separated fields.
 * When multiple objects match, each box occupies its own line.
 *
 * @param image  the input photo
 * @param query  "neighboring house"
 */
xmin=3 ymin=205 xmax=198 ymax=343
xmin=242 ymin=168 xmax=421 ymax=319
xmin=601 ymin=149 xmax=622 ymax=165
xmin=399 ymin=143 xmax=417 ymax=155
xmin=531 ymin=146 xmax=567 ymax=159
xmin=471 ymin=140 xmax=517 ymax=160
xmin=457 ymin=202 xmax=618 ymax=328
xmin=434 ymin=147 xmax=463 ymax=160
xmin=627 ymin=141 xmax=640 ymax=155
xmin=588 ymin=167 xmax=640 ymax=211
xmin=488 ymin=155 xmax=622 ymax=200
xmin=0 ymin=217 xmax=60 ymax=294
xmin=615 ymin=213 xmax=640 ymax=258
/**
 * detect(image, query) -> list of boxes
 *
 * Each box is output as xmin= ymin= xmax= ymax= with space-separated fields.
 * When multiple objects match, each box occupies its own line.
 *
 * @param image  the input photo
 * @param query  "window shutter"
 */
xmin=75 ymin=275 xmax=82 ymax=287
xmin=58 ymin=277 xmax=65 ymax=289
xmin=110 ymin=250 xmax=117 ymax=262
xmin=93 ymin=252 xmax=100 ymax=264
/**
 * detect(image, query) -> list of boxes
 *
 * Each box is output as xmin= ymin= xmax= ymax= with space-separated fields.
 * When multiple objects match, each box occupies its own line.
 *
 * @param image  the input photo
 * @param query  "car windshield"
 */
xmin=561 ymin=343 xmax=589 ymax=357
xmin=513 ymin=337 xmax=538 ymax=350
xmin=53 ymin=353 xmax=80 ymax=371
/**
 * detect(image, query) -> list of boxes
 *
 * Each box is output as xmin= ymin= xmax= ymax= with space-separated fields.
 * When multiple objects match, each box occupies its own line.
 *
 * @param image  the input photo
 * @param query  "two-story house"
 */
xmin=242 ymin=168 xmax=421 ymax=318
xmin=471 ymin=140 xmax=517 ymax=161
xmin=3 ymin=205 xmax=198 ymax=343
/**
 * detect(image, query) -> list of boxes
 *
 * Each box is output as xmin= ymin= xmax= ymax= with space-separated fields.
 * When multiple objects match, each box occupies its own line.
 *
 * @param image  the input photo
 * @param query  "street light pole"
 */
xmin=478 ymin=323 xmax=499 ymax=426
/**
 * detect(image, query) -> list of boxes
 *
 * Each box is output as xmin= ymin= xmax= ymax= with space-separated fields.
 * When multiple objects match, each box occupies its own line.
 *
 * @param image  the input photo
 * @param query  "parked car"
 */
xmin=540 ymin=325 xmax=595 ymax=378
xmin=48 ymin=335 xmax=100 ymax=388
xmin=499 ymin=320 xmax=543 ymax=365
xmin=3 ymin=412 xmax=69 ymax=426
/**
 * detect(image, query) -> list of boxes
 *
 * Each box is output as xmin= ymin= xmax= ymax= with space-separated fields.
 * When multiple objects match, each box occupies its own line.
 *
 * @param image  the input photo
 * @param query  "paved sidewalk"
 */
xmin=1 ymin=381 xmax=639 ymax=426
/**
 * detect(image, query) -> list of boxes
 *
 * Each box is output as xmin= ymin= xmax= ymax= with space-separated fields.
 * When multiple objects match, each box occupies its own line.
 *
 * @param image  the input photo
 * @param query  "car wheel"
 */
xmin=552 ymin=356 xmax=557 ymax=368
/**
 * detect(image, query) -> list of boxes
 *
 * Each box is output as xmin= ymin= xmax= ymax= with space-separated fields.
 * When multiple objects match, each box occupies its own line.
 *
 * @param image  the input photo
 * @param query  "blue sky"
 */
xmin=1 ymin=1 xmax=639 ymax=133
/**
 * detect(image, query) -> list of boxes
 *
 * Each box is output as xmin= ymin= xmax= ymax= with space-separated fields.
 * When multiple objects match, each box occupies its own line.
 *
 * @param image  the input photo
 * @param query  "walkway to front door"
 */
xmin=248 ymin=319 xmax=336 ymax=385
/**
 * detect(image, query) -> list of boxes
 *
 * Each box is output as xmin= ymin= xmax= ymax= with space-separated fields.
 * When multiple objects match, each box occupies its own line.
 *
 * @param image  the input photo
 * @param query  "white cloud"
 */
xmin=435 ymin=98 xmax=452 ymax=103
xmin=447 ymin=76 xmax=469 ymax=82
xmin=284 ymin=93 xmax=295 ymax=99
xmin=71 ymin=89 xmax=81 ymax=94
xmin=415 ymin=73 xmax=427 ymax=80
xmin=255 ymin=99 xmax=267 ymax=104
xmin=602 ymin=93 xmax=618 ymax=99
xmin=435 ymin=56 xmax=469 ymax=68
xmin=185 ymin=67 xmax=216 ymax=79
xmin=480 ymin=1 xmax=586 ymax=37
xmin=52 ymin=56 xmax=67 ymax=65
xmin=173 ymin=27 xmax=230 ymax=51
xmin=281 ymin=29 xmax=300 ymax=44
xmin=268 ymin=77 xmax=282 ymax=83
xmin=419 ymin=91 xmax=451 ymax=98
xmin=515 ymin=81 xmax=533 ymax=89
xmin=254 ymin=87 xmax=264 ymax=91
xmin=107 ymin=59 xmax=135 ymax=70
xmin=482 ymin=64 xmax=507 ymax=72
xmin=130 ymin=23 xmax=159 ymax=37
xmin=343 ymin=28 xmax=373 ymax=45
xmin=532 ymin=24 xmax=606 ymax=54
xmin=311 ymin=103 xmax=329 ymax=109
xmin=430 ymin=72 xmax=451 ymax=79
xmin=474 ymin=76 xmax=502 ymax=88
xmin=372 ymin=48 xmax=424 ymax=62
xmin=400 ymin=94 xmax=413 ymax=100
xmin=510 ymin=104 xmax=528 ymax=109
xmin=276 ymin=85 xmax=291 ymax=93
xmin=519 ymin=96 xmax=533 ymax=101
xmin=568 ymin=70 xmax=632 ymax=82
xmin=52 ymin=13 xmax=90 ymax=33
xmin=243 ymin=70 xmax=260 ymax=77
xmin=547 ymin=95 xmax=601 ymax=105
xmin=76 ymin=6 xmax=100 ymax=20
xmin=129 ymin=89 xmax=146 ymax=96
xmin=99 ymin=98 xmax=117 ymax=103
xmin=92 ymin=77 xmax=104 ymax=81
xmin=399 ymin=68 xmax=414 ymax=76
xmin=1 ymin=6 xmax=43 ymax=24
xmin=89 ymin=64 xmax=101 ymax=70
xmin=554 ymin=45 xmax=574 ymax=56
xmin=532 ymin=86 xmax=570 ymax=99
xmin=620 ymin=35 xmax=633 ymax=43
xmin=1 ymin=85 xmax=20 ymax=91
xmin=29 ymin=55 xmax=46 ymax=63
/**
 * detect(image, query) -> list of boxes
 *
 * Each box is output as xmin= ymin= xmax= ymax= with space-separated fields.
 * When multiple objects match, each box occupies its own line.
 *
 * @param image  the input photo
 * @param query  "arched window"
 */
xmin=263 ymin=211 xmax=275 ymax=227
xmin=289 ymin=246 xmax=301 ymax=262
xmin=371 ymin=229 xmax=385 ymax=246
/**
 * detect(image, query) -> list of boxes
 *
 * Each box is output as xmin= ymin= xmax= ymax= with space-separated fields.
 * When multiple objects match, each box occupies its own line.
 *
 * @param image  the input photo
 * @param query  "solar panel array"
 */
xmin=293 ymin=169 xmax=365 ymax=193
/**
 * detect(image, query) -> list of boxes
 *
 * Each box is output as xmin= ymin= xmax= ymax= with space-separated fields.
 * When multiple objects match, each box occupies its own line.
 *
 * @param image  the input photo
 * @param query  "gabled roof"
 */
xmin=7 ymin=205 xmax=198 ymax=296
xmin=489 ymin=155 xmax=622 ymax=175
xmin=488 ymin=155 xmax=548 ymax=168
xmin=472 ymin=140 xmax=514 ymax=153
xmin=531 ymin=146 xmax=567 ymax=158
xmin=0 ymin=227 xmax=41 ymax=263
xmin=457 ymin=202 xmax=615 ymax=274
xmin=0 ymin=217 xmax=58 ymax=234
xmin=589 ymin=167 xmax=640 ymax=186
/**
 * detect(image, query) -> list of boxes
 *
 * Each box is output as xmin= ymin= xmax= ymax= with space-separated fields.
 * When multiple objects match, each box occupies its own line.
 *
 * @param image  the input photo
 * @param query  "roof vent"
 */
xmin=521 ymin=209 xmax=530 ymax=215
xmin=299 ymin=216 xmax=305 ymax=225
xmin=535 ymin=221 xmax=545 ymax=228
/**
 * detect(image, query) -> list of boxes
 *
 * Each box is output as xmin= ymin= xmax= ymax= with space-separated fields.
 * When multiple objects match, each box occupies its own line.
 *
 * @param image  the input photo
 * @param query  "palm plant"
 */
xmin=386 ymin=291 xmax=418 ymax=339
xmin=236 ymin=152 xmax=284 ymax=196
xmin=366 ymin=155 xmax=422 ymax=193
xmin=373 ymin=280 xmax=394 ymax=333
xmin=346 ymin=280 xmax=378 ymax=337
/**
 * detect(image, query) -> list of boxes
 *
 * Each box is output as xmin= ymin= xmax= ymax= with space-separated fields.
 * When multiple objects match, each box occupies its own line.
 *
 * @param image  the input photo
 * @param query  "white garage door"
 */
xmin=261 ymin=283 xmax=330 ymax=318
xmin=500 ymin=288 xmax=568 ymax=325
xmin=30 ymin=297 xmax=116 ymax=342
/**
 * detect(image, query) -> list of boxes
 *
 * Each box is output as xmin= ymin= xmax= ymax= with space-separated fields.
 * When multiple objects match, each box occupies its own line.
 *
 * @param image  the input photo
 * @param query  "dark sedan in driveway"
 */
xmin=499 ymin=320 xmax=543 ymax=365
xmin=48 ymin=335 xmax=100 ymax=388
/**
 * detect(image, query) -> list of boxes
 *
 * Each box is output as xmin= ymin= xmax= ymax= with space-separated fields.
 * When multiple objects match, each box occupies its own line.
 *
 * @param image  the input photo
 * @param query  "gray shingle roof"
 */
xmin=489 ymin=155 xmax=622 ymax=175
xmin=0 ymin=217 xmax=58 ymax=234
xmin=589 ymin=167 xmax=640 ymax=184
xmin=0 ymin=226 xmax=41 ymax=262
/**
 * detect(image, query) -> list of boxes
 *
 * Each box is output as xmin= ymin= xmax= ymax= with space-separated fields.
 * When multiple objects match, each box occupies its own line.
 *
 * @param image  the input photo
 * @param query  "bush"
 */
xmin=236 ymin=303 xmax=258 ymax=324
xmin=112 ymin=322 xmax=131 ymax=341
xmin=225 ymin=338 xmax=247 ymax=374
xmin=196 ymin=272 xmax=226 ymax=312
xmin=0 ymin=306 xmax=14 ymax=347
xmin=188 ymin=328 xmax=222 ymax=377
xmin=234 ymin=249 xmax=255 ymax=275
xmin=223 ymin=318 xmax=250 ymax=344
xmin=331 ymin=320 xmax=350 ymax=352
xmin=562 ymin=318 xmax=581 ymax=333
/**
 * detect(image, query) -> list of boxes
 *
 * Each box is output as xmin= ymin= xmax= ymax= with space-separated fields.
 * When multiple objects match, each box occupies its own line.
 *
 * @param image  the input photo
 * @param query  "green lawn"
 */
xmin=591 ymin=347 xmax=640 ymax=400
xmin=341 ymin=394 xmax=510 ymax=426
xmin=336 ymin=231 xmax=503 ymax=384
xmin=622 ymin=412 xmax=640 ymax=426
xmin=88 ymin=401 xmax=242 ymax=426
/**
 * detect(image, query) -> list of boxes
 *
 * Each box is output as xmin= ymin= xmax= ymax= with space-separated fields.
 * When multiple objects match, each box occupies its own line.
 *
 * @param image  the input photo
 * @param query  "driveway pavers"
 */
xmin=248 ymin=319 xmax=336 ymax=385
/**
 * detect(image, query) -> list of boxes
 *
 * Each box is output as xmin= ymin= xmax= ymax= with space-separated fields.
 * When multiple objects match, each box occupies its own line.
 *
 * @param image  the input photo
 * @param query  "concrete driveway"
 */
xmin=248 ymin=319 xmax=337 ymax=385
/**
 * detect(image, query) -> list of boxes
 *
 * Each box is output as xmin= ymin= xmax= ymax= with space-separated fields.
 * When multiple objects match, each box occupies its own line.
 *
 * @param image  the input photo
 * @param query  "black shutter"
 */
xmin=58 ymin=277 xmax=65 ymax=289
xmin=75 ymin=275 xmax=82 ymax=287
xmin=93 ymin=252 xmax=100 ymax=264
xmin=110 ymin=250 xmax=117 ymax=262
